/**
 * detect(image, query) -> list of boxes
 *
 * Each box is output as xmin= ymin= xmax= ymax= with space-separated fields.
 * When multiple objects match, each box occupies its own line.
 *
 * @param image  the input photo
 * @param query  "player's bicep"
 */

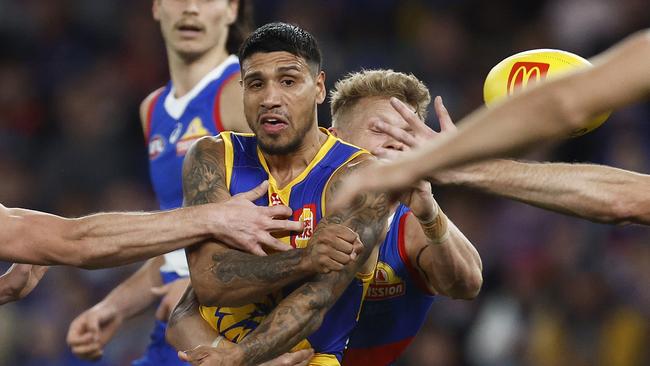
xmin=182 ymin=136 xmax=231 ymax=207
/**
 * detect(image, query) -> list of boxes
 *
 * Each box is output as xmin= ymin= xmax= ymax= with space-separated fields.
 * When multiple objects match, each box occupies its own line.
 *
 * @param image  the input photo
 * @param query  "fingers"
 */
xmin=235 ymin=180 xmax=270 ymax=202
xmin=247 ymin=243 xmax=269 ymax=257
xmin=259 ymin=237 xmax=290 ymax=253
xmin=389 ymin=97 xmax=422 ymax=129
xmin=371 ymin=147 xmax=402 ymax=162
xmin=264 ymin=216 xmax=303 ymax=233
xmin=179 ymin=346 xmax=210 ymax=362
xmin=265 ymin=204 xmax=293 ymax=219
xmin=328 ymin=224 xmax=358 ymax=244
xmin=434 ymin=96 xmax=457 ymax=132
xmin=372 ymin=120 xmax=418 ymax=149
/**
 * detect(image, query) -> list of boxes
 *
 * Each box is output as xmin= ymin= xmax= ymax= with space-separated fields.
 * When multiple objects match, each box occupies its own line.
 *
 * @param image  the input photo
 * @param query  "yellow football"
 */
xmin=483 ymin=49 xmax=610 ymax=137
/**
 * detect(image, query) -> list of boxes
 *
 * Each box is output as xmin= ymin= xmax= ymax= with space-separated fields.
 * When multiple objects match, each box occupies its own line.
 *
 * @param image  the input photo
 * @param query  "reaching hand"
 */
xmin=207 ymin=181 xmax=304 ymax=256
xmin=302 ymin=223 xmax=364 ymax=274
xmin=66 ymin=303 xmax=123 ymax=360
xmin=0 ymin=264 xmax=48 ymax=305
xmin=151 ymin=277 xmax=191 ymax=322
xmin=372 ymin=96 xmax=457 ymax=154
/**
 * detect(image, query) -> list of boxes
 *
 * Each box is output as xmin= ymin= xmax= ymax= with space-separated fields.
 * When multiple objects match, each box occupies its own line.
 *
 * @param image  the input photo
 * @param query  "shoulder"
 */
xmin=323 ymin=153 xmax=377 ymax=206
xmin=139 ymin=87 xmax=165 ymax=133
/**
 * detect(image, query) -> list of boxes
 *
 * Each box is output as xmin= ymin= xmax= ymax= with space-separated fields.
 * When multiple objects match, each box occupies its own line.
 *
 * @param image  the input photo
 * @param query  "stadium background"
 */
xmin=0 ymin=0 xmax=648 ymax=365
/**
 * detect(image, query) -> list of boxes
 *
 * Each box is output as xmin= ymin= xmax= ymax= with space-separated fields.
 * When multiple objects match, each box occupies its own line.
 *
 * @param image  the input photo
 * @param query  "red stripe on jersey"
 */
xmin=145 ymin=89 xmax=163 ymax=145
xmin=397 ymin=212 xmax=436 ymax=296
xmin=213 ymin=71 xmax=239 ymax=132
xmin=343 ymin=336 xmax=415 ymax=366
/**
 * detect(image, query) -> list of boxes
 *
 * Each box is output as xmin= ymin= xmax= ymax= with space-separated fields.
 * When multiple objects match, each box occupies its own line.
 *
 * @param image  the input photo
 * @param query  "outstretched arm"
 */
xmin=372 ymin=94 xmax=650 ymax=226
xmin=336 ymin=30 xmax=650 ymax=206
xmin=437 ymin=160 xmax=650 ymax=225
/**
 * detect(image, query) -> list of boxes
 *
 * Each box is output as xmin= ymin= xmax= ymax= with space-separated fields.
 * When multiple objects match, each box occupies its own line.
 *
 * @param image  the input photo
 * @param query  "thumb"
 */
xmin=235 ymin=180 xmax=269 ymax=202
xmin=151 ymin=283 xmax=171 ymax=297
xmin=178 ymin=351 xmax=190 ymax=362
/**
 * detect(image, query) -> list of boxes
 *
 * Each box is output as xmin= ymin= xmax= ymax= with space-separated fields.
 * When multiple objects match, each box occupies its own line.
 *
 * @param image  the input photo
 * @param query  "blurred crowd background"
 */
xmin=0 ymin=0 xmax=648 ymax=365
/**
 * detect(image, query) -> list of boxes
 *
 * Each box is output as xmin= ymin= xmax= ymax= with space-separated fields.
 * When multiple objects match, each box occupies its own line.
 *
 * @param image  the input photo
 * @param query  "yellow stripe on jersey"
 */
xmin=221 ymin=131 xmax=234 ymax=191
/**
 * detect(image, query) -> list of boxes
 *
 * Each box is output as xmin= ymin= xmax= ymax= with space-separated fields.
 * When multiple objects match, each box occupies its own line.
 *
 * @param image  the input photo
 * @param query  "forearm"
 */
xmin=95 ymin=257 xmax=164 ymax=320
xmin=416 ymin=216 xmax=482 ymax=299
xmin=188 ymin=244 xmax=313 ymax=307
xmin=396 ymin=31 xmax=650 ymax=182
xmin=238 ymin=269 xmax=352 ymax=364
xmin=444 ymin=160 xmax=650 ymax=224
xmin=4 ymin=206 xmax=217 ymax=267
xmin=167 ymin=286 xmax=218 ymax=351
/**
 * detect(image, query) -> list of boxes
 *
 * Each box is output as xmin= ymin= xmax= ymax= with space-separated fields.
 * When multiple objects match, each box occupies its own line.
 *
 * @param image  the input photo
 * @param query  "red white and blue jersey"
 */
xmin=146 ymin=55 xmax=239 ymax=211
xmin=344 ymin=204 xmax=436 ymax=366
xmin=132 ymin=56 xmax=239 ymax=366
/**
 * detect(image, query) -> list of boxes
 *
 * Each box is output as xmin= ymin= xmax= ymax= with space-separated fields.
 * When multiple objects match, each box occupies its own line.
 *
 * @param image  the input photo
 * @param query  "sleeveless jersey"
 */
xmin=343 ymin=204 xmax=436 ymax=366
xmin=199 ymin=130 xmax=372 ymax=366
xmin=146 ymin=55 xmax=240 ymax=276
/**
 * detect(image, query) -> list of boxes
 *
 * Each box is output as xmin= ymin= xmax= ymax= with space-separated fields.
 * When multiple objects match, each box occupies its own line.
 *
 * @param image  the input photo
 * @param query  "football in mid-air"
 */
xmin=483 ymin=49 xmax=610 ymax=137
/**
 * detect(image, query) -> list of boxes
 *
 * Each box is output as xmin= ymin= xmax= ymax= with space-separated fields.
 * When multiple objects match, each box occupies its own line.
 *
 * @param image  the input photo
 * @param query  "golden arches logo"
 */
xmin=507 ymin=62 xmax=550 ymax=95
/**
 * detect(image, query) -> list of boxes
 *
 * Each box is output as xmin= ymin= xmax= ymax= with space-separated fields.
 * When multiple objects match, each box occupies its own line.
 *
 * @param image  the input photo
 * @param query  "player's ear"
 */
xmin=226 ymin=0 xmax=239 ymax=25
xmin=152 ymin=0 xmax=161 ymax=21
xmin=315 ymin=71 xmax=326 ymax=104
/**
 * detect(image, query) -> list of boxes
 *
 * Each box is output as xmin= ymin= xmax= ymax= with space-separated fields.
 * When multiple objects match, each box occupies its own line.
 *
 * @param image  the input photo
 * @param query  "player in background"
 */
xmin=67 ymin=1 xmax=256 ymax=364
xmin=334 ymin=29 xmax=650 ymax=226
xmin=167 ymin=70 xmax=483 ymax=366
xmin=0 ymin=185 xmax=299 ymax=304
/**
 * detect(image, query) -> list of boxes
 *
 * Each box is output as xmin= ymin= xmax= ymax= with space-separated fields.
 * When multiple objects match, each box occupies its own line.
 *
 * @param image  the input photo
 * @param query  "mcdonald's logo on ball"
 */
xmin=483 ymin=49 xmax=610 ymax=137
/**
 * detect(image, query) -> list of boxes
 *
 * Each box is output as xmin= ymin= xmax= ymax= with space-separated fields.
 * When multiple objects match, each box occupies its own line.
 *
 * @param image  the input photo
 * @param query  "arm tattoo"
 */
xmin=210 ymin=249 xmax=305 ymax=285
xmin=182 ymin=137 xmax=230 ymax=207
xmin=237 ymin=157 xmax=393 ymax=364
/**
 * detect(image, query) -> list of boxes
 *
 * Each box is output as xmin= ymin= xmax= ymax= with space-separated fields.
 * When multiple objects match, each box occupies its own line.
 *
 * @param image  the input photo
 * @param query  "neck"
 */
xmin=263 ymin=125 xmax=327 ymax=188
xmin=167 ymin=46 xmax=229 ymax=97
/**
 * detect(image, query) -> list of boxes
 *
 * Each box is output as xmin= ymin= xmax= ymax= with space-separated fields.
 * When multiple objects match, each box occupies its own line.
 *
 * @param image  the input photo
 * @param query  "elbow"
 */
xmin=71 ymin=241 xmax=118 ymax=270
xmin=192 ymin=283 xmax=224 ymax=307
xmin=448 ymin=270 xmax=483 ymax=300
xmin=552 ymin=85 xmax=591 ymax=136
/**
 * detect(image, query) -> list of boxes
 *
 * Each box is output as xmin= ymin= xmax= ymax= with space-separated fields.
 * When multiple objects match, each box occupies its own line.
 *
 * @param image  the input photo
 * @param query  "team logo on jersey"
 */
xmin=176 ymin=117 xmax=211 ymax=156
xmin=269 ymin=192 xmax=284 ymax=206
xmin=148 ymin=135 xmax=166 ymax=160
xmin=367 ymin=261 xmax=405 ymax=300
xmin=292 ymin=204 xmax=317 ymax=248
xmin=210 ymin=294 xmax=278 ymax=343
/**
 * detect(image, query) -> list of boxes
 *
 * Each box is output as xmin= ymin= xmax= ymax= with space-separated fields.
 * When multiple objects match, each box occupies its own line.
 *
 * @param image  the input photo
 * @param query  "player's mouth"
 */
xmin=175 ymin=22 xmax=205 ymax=38
xmin=259 ymin=114 xmax=289 ymax=135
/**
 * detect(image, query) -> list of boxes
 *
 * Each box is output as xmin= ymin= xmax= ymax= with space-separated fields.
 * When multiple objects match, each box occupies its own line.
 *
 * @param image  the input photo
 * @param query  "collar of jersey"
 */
xmin=256 ymin=127 xmax=336 ymax=195
xmin=164 ymin=54 xmax=239 ymax=119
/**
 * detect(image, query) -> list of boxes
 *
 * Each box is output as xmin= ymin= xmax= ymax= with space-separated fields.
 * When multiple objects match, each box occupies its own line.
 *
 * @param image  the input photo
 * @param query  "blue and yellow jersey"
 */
xmin=344 ymin=204 xmax=436 ymax=366
xmin=199 ymin=129 xmax=372 ymax=366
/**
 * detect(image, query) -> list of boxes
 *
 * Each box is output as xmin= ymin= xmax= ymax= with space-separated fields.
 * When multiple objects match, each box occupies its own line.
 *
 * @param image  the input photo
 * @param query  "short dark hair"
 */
xmin=226 ymin=0 xmax=254 ymax=55
xmin=238 ymin=22 xmax=322 ymax=71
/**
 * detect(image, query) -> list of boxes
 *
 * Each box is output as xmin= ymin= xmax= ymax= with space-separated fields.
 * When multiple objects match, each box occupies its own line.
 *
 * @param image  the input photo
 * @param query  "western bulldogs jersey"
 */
xmin=343 ymin=204 xmax=436 ymax=366
xmin=146 ymin=55 xmax=240 ymax=276
xmin=136 ymin=55 xmax=239 ymax=366
xmin=199 ymin=130 xmax=372 ymax=366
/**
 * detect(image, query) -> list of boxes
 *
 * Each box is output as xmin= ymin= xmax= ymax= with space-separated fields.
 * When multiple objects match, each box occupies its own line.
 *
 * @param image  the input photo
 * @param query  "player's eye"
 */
xmin=247 ymin=81 xmax=263 ymax=89
xmin=281 ymin=79 xmax=295 ymax=87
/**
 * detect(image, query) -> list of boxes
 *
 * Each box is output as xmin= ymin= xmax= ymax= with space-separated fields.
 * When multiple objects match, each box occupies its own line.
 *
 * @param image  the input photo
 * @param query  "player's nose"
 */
xmin=260 ymin=86 xmax=282 ymax=110
xmin=182 ymin=0 xmax=200 ymax=15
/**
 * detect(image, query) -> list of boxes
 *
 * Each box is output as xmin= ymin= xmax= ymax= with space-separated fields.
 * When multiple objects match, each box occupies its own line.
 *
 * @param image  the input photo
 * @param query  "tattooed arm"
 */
xmin=208 ymin=155 xmax=392 ymax=365
xmin=182 ymin=137 xmax=358 ymax=307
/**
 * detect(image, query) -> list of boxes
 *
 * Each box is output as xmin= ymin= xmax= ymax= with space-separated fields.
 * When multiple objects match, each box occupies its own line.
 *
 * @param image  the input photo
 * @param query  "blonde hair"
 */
xmin=330 ymin=69 xmax=431 ymax=127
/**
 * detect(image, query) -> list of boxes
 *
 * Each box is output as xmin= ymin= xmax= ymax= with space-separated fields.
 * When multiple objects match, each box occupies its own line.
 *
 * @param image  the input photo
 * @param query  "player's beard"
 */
xmin=257 ymin=118 xmax=314 ymax=156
